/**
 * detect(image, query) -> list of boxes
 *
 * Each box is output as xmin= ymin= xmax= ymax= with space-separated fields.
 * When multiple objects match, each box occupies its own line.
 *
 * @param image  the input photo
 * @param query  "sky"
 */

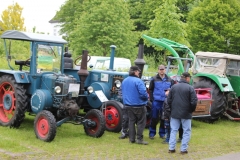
xmin=0 ymin=0 xmax=66 ymax=33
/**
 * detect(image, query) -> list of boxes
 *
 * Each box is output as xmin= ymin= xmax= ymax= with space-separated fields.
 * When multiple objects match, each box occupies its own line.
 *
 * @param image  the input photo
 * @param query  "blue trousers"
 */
xmin=164 ymin=120 xmax=170 ymax=142
xmin=169 ymin=118 xmax=192 ymax=152
xmin=149 ymin=100 xmax=165 ymax=137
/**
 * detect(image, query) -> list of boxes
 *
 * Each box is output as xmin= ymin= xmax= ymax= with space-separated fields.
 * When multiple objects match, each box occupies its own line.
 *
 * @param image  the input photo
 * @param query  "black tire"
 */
xmin=193 ymin=78 xmax=226 ymax=121
xmin=145 ymin=101 xmax=152 ymax=128
xmin=34 ymin=110 xmax=57 ymax=142
xmin=0 ymin=75 xmax=28 ymax=128
xmin=101 ymin=100 xmax=123 ymax=132
xmin=84 ymin=109 xmax=105 ymax=138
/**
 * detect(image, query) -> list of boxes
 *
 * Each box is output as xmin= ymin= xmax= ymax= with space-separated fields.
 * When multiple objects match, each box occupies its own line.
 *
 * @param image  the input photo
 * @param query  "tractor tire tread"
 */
xmin=34 ymin=110 xmax=57 ymax=142
xmin=84 ymin=109 xmax=105 ymax=138
xmin=0 ymin=75 xmax=28 ymax=128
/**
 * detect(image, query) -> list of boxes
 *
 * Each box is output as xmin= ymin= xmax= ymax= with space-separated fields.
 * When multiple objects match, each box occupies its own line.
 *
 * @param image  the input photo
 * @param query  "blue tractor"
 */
xmin=0 ymin=30 xmax=106 ymax=142
xmin=64 ymin=42 xmax=147 ymax=133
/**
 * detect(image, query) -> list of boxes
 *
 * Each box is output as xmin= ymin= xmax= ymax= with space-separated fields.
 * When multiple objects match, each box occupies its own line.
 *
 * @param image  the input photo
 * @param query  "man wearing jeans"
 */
xmin=167 ymin=72 xmax=197 ymax=154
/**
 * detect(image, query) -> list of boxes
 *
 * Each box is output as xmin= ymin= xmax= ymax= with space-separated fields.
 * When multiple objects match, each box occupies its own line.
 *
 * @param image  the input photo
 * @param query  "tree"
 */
xmin=0 ymin=2 xmax=26 ymax=35
xmin=147 ymin=0 xmax=188 ymax=44
xmin=68 ymin=0 xmax=138 ymax=59
xmin=143 ymin=0 xmax=189 ymax=65
xmin=187 ymin=0 xmax=240 ymax=54
xmin=55 ymin=0 xmax=84 ymax=36
xmin=176 ymin=0 xmax=196 ymax=23
xmin=126 ymin=0 xmax=162 ymax=32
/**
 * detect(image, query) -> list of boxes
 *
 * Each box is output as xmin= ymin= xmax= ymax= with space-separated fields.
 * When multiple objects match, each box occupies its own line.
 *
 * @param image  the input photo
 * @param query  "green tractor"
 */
xmin=142 ymin=34 xmax=240 ymax=121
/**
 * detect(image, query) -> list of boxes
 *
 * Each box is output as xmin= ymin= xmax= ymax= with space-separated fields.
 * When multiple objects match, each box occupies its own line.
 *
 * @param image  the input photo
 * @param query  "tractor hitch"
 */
xmin=82 ymin=119 xmax=97 ymax=128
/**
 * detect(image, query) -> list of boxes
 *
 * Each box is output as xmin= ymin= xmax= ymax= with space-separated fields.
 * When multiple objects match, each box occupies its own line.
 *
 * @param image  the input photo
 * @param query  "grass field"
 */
xmin=0 ymin=114 xmax=240 ymax=160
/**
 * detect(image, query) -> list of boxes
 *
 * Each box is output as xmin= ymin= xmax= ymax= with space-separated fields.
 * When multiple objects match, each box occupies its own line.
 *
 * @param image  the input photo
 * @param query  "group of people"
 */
xmin=119 ymin=64 xmax=198 ymax=154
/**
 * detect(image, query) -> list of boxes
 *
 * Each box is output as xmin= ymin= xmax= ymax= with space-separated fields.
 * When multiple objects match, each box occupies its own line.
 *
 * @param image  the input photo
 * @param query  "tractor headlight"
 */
xmin=145 ymin=81 xmax=150 ymax=89
xmin=114 ymin=80 xmax=121 ymax=88
xmin=55 ymin=86 xmax=61 ymax=93
xmin=87 ymin=86 xmax=94 ymax=93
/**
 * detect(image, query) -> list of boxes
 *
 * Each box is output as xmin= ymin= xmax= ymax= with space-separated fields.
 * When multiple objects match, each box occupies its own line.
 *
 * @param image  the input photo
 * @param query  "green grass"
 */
xmin=0 ymin=114 xmax=240 ymax=160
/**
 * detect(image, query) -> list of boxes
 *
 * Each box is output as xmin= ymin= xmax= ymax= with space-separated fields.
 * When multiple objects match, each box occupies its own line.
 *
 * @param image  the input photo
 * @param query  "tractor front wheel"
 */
xmin=101 ymin=100 xmax=123 ymax=132
xmin=194 ymin=78 xmax=226 ymax=121
xmin=84 ymin=109 xmax=105 ymax=138
xmin=34 ymin=110 xmax=57 ymax=142
xmin=0 ymin=75 xmax=27 ymax=128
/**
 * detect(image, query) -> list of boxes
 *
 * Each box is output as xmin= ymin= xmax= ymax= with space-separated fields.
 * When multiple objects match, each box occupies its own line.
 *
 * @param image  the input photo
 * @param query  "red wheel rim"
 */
xmin=37 ymin=116 xmax=49 ymax=138
xmin=104 ymin=105 xmax=120 ymax=128
xmin=0 ymin=82 xmax=16 ymax=123
xmin=86 ymin=115 xmax=99 ymax=134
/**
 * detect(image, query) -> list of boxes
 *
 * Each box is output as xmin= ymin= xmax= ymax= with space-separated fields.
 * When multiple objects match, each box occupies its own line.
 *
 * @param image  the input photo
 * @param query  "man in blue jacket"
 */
xmin=167 ymin=72 xmax=197 ymax=154
xmin=122 ymin=66 xmax=149 ymax=145
xmin=149 ymin=65 xmax=173 ymax=139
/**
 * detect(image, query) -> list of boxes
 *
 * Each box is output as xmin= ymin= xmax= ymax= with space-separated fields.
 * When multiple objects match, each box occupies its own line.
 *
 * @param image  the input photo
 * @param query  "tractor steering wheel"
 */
xmin=74 ymin=55 xmax=91 ymax=66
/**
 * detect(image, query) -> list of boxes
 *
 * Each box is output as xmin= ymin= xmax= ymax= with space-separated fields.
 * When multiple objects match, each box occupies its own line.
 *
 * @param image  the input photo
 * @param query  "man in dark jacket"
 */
xmin=149 ymin=65 xmax=174 ymax=139
xmin=122 ymin=66 xmax=149 ymax=145
xmin=167 ymin=72 xmax=197 ymax=154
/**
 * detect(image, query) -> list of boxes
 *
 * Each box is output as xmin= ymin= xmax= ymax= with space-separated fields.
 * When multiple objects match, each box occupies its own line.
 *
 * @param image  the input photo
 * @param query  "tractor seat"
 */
xmin=64 ymin=52 xmax=73 ymax=69
xmin=15 ymin=60 xmax=30 ymax=71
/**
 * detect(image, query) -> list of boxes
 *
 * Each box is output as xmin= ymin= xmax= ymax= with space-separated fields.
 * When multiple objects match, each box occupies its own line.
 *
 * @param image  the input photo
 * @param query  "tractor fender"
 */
xmin=192 ymin=73 xmax=233 ymax=92
xmin=0 ymin=70 xmax=30 ymax=83
xmin=87 ymin=82 xmax=111 ymax=109
xmin=31 ymin=89 xmax=53 ymax=114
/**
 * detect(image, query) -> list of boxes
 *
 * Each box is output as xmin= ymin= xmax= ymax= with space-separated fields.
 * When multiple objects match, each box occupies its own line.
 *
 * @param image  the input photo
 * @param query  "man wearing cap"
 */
xmin=149 ymin=64 xmax=174 ymax=139
xmin=167 ymin=72 xmax=197 ymax=154
xmin=121 ymin=66 xmax=149 ymax=145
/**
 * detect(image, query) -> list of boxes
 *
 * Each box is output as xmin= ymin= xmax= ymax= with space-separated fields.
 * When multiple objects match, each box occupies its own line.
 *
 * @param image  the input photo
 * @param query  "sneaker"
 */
xmin=168 ymin=149 xmax=176 ymax=153
xmin=136 ymin=140 xmax=148 ymax=145
xmin=162 ymin=141 xmax=169 ymax=144
xmin=160 ymin=136 xmax=165 ymax=139
xmin=177 ymin=138 xmax=182 ymax=143
xmin=149 ymin=136 xmax=154 ymax=140
xmin=119 ymin=134 xmax=128 ymax=139
xmin=180 ymin=150 xmax=188 ymax=154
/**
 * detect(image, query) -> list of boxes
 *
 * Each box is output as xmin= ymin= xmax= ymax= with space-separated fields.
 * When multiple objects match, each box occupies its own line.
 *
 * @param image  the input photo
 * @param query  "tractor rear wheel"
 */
xmin=34 ymin=110 xmax=57 ymax=142
xmin=0 ymin=75 xmax=27 ymax=128
xmin=194 ymin=78 xmax=226 ymax=121
xmin=101 ymin=100 xmax=123 ymax=132
xmin=84 ymin=109 xmax=105 ymax=138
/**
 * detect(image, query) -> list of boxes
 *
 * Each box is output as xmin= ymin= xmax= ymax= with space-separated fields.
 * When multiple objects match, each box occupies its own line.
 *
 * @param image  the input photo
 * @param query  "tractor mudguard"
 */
xmin=192 ymin=73 xmax=233 ymax=92
xmin=0 ymin=70 xmax=30 ymax=83
xmin=31 ymin=89 xmax=53 ymax=114
xmin=87 ymin=82 xmax=111 ymax=109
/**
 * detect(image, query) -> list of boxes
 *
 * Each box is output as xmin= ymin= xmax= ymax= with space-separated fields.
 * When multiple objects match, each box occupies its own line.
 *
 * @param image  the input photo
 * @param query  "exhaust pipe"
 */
xmin=134 ymin=44 xmax=146 ymax=79
xmin=108 ymin=45 xmax=116 ymax=71
xmin=78 ymin=50 xmax=89 ymax=94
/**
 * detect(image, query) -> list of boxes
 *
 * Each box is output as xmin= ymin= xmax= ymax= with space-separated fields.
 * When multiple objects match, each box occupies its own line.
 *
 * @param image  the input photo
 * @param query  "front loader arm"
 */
xmin=142 ymin=34 xmax=195 ymax=74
